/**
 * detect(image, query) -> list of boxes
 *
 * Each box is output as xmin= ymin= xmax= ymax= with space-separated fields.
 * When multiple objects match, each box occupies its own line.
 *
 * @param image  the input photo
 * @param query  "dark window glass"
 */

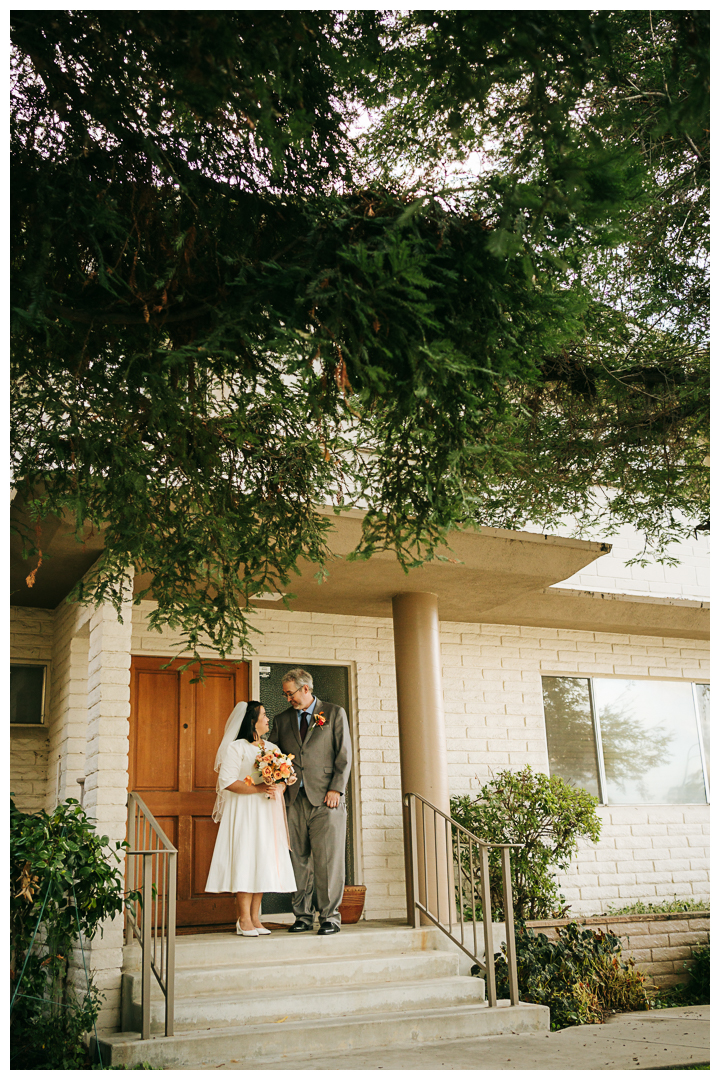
xmin=10 ymin=665 xmax=46 ymax=725
xmin=542 ymin=676 xmax=601 ymax=799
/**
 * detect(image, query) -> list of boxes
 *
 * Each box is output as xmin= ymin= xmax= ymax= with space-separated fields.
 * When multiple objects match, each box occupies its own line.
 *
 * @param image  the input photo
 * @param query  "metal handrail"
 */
xmin=126 ymin=793 xmax=177 ymax=1040
xmin=403 ymin=791 xmax=520 ymax=1008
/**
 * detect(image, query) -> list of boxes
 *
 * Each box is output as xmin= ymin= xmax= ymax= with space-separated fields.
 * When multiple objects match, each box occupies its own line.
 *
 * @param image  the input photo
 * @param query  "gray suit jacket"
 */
xmin=270 ymin=698 xmax=352 ymax=807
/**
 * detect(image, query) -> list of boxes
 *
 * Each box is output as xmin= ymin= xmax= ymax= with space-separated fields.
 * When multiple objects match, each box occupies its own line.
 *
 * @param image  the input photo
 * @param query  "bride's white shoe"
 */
xmin=236 ymin=921 xmax=259 ymax=937
xmin=254 ymin=926 xmax=271 ymax=935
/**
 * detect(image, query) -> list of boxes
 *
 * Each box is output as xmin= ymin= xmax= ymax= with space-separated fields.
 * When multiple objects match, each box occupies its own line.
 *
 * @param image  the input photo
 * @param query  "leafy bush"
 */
xmin=602 ymin=896 xmax=709 ymax=916
xmin=492 ymin=921 xmax=649 ymax=1029
xmin=652 ymin=941 xmax=711 ymax=1009
xmin=10 ymin=798 xmax=136 ymax=1070
xmin=451 ymin=767 xmax=602 ymax=921
xmin=686 ymin=942 xmax=710 ymax=1002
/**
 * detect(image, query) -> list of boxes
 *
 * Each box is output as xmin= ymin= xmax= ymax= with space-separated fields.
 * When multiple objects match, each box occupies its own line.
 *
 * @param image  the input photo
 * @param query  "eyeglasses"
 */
xmin=282 ymin=687 xmax=306 ymax=699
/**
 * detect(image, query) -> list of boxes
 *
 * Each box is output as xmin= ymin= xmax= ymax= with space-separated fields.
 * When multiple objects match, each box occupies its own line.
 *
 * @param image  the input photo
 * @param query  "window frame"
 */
xmin=542 ymin=674 xmax=710 ymax=806
xmin=691 ymin=682 xmax=710 ymax=794
xmin=10 ymin=661 xmax=49 ymax=727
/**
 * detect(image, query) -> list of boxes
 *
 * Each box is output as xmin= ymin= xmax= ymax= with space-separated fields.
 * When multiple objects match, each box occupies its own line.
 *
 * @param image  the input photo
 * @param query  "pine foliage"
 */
xmin=11 ymin=11 xmax=709 ymax=657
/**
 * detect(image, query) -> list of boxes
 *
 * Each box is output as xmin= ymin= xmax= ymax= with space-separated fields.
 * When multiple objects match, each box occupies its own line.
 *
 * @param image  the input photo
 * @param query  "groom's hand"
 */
xmin=324 ymin=790 xmax=341 ymax=809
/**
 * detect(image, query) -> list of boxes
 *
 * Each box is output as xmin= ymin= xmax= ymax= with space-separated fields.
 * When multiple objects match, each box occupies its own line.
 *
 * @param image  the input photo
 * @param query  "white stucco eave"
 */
xmin=475 ymin=586 xmax=709 ymax=641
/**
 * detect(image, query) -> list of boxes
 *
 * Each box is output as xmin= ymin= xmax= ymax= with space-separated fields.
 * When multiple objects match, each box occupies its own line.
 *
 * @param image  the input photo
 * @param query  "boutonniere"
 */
xmin=315 ymin=712 xmax=327 ymax=727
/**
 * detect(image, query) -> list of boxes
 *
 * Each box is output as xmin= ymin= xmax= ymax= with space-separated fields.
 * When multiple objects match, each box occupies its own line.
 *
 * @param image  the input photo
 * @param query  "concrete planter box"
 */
xmin=526 ymin=911 xmax=710 ymax=989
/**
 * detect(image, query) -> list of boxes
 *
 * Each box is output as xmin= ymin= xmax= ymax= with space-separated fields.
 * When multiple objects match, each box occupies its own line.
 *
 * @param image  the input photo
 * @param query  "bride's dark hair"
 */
xmin=235 ymin=700 xmax=265 ymax=743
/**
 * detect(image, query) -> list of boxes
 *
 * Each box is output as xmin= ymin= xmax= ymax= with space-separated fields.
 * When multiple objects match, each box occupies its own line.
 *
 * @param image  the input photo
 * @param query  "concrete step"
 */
xmin=123 ymin=924 xmax=450 ymax=972
xmin=96 ymin=1000 xmax=551 ymax=1069
xmin=124 ymin=946 xmax=461 ymax=1002
xmin=130 ymin=973 xmax=485 ymax=1034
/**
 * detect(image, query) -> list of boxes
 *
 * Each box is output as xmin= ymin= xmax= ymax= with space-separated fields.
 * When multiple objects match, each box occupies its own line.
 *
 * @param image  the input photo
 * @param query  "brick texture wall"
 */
xmin=440 ymin=623 xmax=710 ymax=917
xmin=131 ymin=603 xmax=710 ymax=922
xmin=10 ymin=607 xmax=54 ymax=812
xmin=11 ymin=599 xmax=132 ymax=1032
xmin=539 ymin=519 xmax=710 ymax=602
xmin=527 ymin=911 xmax=711 ymax=989
xmin=72 ymin=589 xmax=134 ymax=1033
xmin=46 ymin=601 xmax=93 ymax=810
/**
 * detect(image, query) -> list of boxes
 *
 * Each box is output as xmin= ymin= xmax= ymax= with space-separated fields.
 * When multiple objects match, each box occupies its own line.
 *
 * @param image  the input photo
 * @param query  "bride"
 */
xmin=205 ymin=700 xmax=296 ymax=936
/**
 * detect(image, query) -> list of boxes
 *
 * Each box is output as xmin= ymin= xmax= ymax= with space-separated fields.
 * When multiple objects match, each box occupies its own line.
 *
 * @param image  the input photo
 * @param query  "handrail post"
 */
xmin=407 ymin=795 xmax=421 ymax=928
xmin=141 ymin=853 xmax=152 ymax=1041
xmin=166 ymin=850 xmax=176 ymax=1036
xmin=126 ymin=795 xmax=137 ymax=945
xmin=501 ymin=845 xmax=519 ymax=1007
xmin=456 ymin=830 xmax=465 ymax=951
xmin=420 ymin=800 xmax=428 ymax=917
xmin=446 ymin=818 xmax=454 ymax=939
xmin=479 ymin=845 xmax=496 ymax=1007
xmin=433 ymin=808 xmax=440 ymax=925
xmin=468 ymin=836 xmax=477 ymax=959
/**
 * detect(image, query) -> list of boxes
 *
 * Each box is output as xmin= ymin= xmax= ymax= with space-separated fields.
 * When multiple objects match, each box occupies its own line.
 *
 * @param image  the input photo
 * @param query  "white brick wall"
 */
xmin=541 ymin=519 xmax=710 ymax=602
xmin=79 ymin=587 xmax=134 ymax=1033
xmin=440 ymin=622 xmax=709 ymax=917
xmin=45 ymin=602 xmax=93 ymax=811
xmin=10 ymin=607 xmax=54 ymax=812
xmin=10 ymin=730 xmax=50 ymax=814
xmin=10 ymin=606 xmax=55 ymax=662
xmin=10 ymin=597 xmax=132 ymax=1032
xmin=555 ymin=806 xmax=711 ymax=914
xmin=131 ymin=603 xmax=710 ymax=922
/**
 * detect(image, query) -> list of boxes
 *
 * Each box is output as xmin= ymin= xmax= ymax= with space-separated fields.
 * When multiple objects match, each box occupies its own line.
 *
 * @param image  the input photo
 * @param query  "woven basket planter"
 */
xmin=338 ymin=885 xmax=367 ymax=924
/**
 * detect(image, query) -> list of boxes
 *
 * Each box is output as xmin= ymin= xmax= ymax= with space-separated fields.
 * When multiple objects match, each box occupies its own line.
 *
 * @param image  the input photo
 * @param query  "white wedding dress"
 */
xmin=205 ymin=739 xmax=297 ymax=894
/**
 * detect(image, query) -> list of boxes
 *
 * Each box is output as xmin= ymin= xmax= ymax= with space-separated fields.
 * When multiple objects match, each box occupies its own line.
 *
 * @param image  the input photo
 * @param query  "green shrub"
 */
xmin=603 ymin=897 xmax=709 ymax=916
xmin=451 ymin=767 xmax=602 ymax=922
xmin=492 ymin=921 xmax=649 ymax=1030
xmin=652 ymin=940 xmax=711 ymax=1009
xmin=10 ymin=798 xmax=137 ymax=1070
xmin=686 ymin=942 xmax=710 ymax=1002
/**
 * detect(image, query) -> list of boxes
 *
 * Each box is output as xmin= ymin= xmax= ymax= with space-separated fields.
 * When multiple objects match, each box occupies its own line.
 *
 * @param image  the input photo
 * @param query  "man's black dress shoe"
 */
xmin=288 ymin=921 xmax=313 ymax=933
xmin=317 ymin=921 xmax=340 ymax=935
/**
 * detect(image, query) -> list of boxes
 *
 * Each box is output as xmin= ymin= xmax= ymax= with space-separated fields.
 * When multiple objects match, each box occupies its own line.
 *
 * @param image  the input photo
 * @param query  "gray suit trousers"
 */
xmin=287 ymin=788 xmax=346 ymax=927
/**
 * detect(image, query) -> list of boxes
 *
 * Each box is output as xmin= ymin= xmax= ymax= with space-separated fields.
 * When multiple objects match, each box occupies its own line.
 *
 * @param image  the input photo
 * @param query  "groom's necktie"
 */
xmin=299 ymin=711 xmax=309 ymax=742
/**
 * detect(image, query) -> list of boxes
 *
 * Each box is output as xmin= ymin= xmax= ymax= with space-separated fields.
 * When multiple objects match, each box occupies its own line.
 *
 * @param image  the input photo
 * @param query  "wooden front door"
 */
xmin=128 ymin=656 xmax=249 ymax=927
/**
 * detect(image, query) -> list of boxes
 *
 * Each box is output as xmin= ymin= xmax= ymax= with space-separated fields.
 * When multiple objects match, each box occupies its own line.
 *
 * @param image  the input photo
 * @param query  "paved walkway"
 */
xmin=196 ymin=1006 xmax=709 ymax=1071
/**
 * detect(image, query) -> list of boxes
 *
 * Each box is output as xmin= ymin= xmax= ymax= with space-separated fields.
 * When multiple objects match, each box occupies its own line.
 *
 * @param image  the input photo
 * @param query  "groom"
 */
xmin=270 ymin=668 xmax=352 ymax=935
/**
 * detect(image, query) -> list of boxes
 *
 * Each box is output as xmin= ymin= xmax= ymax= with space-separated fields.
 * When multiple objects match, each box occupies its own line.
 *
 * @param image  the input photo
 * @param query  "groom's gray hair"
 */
xmin=282 ymin=667 xmax=314 ymax=692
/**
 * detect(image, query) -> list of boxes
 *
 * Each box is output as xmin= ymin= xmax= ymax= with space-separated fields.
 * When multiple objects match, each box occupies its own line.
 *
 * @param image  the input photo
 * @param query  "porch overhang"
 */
xmin=253 ymin=509 xmax=612 ymax=621
xmin=10 ymin=504 xmax=709 ymax=640
xmin=477 ymin=586 xmax=710 ymax=641
xmin=249 ymin=511 xmax=709 ymax=640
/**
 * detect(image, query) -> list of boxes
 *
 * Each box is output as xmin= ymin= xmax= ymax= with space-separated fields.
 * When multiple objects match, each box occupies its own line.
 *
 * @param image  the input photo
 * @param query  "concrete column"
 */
xmin=391 ymin=592 xmax=451 ymax=924
xmin=71 ymin=577 xmax=133 ymax=1034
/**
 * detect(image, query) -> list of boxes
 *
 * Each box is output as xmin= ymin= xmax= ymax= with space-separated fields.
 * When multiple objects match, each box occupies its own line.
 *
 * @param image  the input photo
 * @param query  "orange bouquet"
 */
xmin=245 ymin=743 xmax=298 ymax=793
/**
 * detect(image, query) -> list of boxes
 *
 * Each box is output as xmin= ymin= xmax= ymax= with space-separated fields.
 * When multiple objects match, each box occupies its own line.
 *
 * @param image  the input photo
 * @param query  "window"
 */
xmin=694 ymin=683 xmax=710 ymax=784
xmin=542 ymin=676 xmax=709 ymax=805
xmin=10 ymin=664 xmax=47 ymax=725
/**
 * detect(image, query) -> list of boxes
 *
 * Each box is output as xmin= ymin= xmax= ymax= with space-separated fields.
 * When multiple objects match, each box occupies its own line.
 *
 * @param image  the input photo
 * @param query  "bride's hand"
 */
xmin=256 ymin=782 xmax=275 ymax=796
